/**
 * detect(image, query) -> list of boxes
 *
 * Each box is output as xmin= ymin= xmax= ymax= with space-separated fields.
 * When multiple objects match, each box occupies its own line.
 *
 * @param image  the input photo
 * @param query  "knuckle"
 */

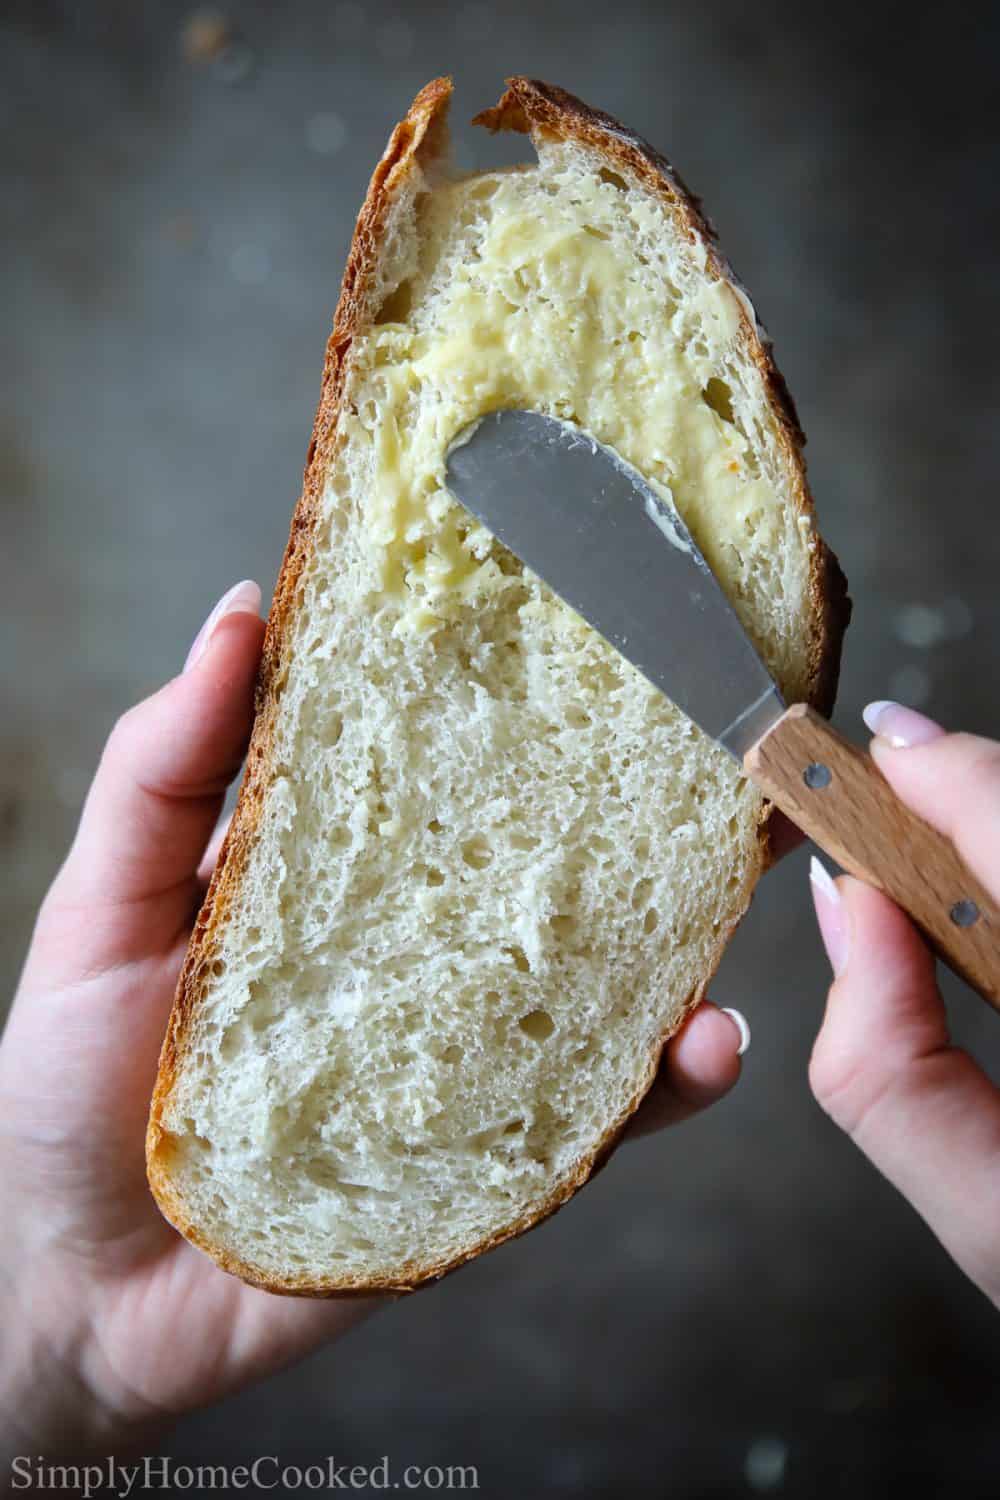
xmin=940 ymin=739 xmax=1000 ymax=858
xmin=107 ymin=703 xmax=139 ymax=753
xmin=960 ymin=738 xmax=1000 ymax=786
xmin=808 ymin=1032 xmax=890 ymax=1139
xmin=104 ymin=699 xmax=152 ymax=770
xmin=807 ymin=1041 xmax=853 ymax=1122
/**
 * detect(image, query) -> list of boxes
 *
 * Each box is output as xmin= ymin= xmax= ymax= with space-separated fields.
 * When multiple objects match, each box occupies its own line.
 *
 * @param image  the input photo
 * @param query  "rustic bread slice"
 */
xmin=146 ymin=77 xmax=849 ymax=1295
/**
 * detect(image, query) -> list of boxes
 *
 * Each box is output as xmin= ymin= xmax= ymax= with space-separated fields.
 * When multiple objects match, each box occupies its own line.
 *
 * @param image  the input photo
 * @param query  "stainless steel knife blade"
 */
xmin=445 ymin=409 xmax=784 ymax=760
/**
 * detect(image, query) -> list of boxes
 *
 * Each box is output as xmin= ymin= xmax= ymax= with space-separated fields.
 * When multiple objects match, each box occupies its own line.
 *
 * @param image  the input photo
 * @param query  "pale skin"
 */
xmin=0 ymin=584 xmax=996 ymax=1464
xmin=808 ymin=700 xmax=1000 ymax=1307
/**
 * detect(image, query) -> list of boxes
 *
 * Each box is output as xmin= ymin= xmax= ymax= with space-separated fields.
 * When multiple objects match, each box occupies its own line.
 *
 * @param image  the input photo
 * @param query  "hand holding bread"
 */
xmin=0 ymin=575 xmax=744 ymax=1460
xmin=0 ymin=589 xmax=367 ymax=1462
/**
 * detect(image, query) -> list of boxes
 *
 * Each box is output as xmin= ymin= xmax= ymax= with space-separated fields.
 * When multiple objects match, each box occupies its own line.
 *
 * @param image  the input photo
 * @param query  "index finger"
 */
xmin=869 ymin=727 xmax=1000 ymax=904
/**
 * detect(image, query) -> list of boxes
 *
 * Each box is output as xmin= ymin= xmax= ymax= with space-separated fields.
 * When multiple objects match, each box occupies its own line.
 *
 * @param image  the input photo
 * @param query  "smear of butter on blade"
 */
xmin=643 ymin=488 xmax=695 ymax=557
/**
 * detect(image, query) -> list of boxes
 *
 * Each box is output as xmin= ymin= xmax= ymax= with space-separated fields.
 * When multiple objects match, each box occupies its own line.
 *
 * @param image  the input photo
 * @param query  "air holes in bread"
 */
xmin=703 ymin=377 xmax=735 ymax=424
xmin=375 ymin=279 xmax=415 ymax=324
xmin=519 ymin=1009 xmax=555 ymax=1041
xmin=461 ymin=837 xmax=493 ymax=870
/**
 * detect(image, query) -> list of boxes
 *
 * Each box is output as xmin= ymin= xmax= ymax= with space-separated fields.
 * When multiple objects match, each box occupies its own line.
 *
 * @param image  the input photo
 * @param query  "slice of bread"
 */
xmin=147 ymin=77 xmax=849 ymax=1295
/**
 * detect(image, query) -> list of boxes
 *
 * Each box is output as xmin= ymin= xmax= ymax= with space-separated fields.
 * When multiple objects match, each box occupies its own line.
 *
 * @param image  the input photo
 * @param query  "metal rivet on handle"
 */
xmin=803 ymin=762 xmax=832 ymax=790
xmin=950 ymin=899 xmax=980 ymax=928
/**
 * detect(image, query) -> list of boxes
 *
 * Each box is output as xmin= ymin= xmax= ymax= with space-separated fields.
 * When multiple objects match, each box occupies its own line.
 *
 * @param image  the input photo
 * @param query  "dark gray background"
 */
xmin=4 ymin=1 xmax=1000 ymax=1495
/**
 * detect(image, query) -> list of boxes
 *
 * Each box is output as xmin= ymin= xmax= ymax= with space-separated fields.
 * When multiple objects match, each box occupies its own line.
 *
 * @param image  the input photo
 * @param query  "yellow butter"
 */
xmin=346 ymin=165 xmax=762 ymax=635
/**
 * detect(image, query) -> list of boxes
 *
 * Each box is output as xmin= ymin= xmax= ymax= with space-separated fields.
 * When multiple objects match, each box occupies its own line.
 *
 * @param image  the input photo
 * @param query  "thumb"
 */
xmin=809 ymin=862 xmax=1000 ymax=1305
xmin=43 ymin=582 xmax=264 ymax=948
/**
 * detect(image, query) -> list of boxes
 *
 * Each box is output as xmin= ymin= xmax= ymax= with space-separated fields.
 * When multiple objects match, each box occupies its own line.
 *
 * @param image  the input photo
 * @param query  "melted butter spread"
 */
xmin=339 ymin=165 xmax=782 ymax=637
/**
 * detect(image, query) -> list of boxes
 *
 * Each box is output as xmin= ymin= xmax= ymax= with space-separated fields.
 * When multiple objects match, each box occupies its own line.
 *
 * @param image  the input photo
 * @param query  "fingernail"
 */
xmin=862 ymin=699 xmax=946 ymax=749
xmin=809 ymin=855 xmax=849 ymax=977
xmin=720 ymin=1007 xmax=751 ymax=1057
xmin=184 ymin=580 xmax=261 ymax=672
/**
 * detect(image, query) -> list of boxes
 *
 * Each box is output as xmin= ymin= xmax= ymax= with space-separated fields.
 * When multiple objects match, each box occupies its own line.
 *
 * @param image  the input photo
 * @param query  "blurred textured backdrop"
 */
xmin=4 ymin=2 xmax=1000 ymax=1495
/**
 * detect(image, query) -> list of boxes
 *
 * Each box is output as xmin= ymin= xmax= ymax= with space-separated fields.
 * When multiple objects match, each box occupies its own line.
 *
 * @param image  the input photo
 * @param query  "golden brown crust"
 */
xmin=146 ymin=75 xmax=849 ymax=1297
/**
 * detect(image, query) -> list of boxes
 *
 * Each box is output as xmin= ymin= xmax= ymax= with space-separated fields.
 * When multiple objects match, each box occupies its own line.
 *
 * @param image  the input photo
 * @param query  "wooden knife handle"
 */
xmin=744 ymin=703 xmax=1000 ymax=1009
